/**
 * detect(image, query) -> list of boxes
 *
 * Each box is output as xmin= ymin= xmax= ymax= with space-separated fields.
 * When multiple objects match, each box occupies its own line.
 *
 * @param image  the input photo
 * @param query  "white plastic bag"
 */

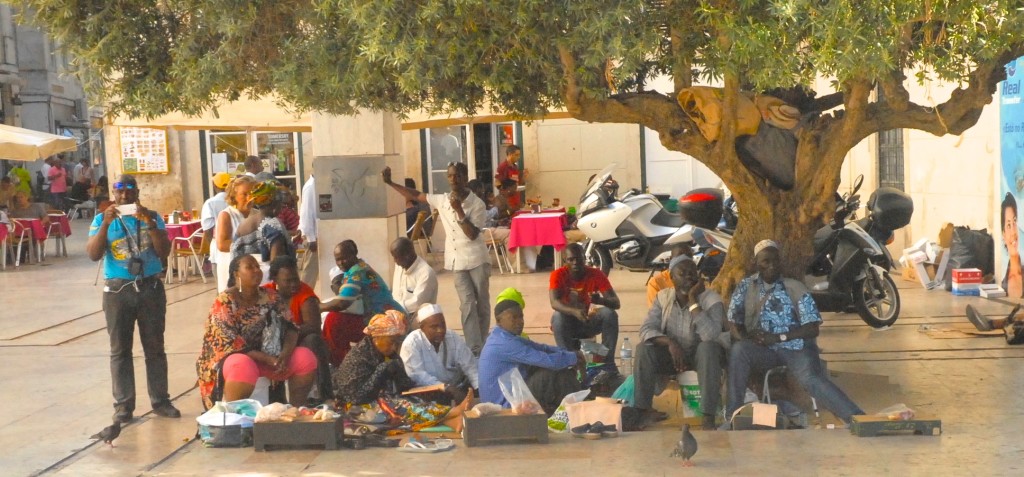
xmin=497 ymin=368 xmax=543 ymax=415
xmin=548 ymin=389 xmax=591 ymax=432
xmin=876 ymin=403 xmax=915 ymax=421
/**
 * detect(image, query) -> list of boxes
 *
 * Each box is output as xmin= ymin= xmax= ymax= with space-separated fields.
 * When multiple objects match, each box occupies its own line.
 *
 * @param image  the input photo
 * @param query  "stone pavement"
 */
xmin=2 ymin=219 xmax=1024 ymax=476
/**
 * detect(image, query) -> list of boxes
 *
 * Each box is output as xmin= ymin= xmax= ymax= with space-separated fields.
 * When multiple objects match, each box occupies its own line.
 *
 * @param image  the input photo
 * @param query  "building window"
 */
xmin=424 ymin=126 xmax=468 ymax=194
xmin=878 ymin=128 xmax=904 ymax=190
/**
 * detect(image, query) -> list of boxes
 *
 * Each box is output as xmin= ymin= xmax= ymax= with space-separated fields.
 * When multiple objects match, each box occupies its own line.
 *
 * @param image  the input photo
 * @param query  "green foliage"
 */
xmin=13 ymin=0 xmax=1024 ymax=119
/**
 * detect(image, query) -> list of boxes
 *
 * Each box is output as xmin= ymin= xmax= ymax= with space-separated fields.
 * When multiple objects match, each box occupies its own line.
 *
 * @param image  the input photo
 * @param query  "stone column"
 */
xmin=311 ymin=111 xmax=405 ymax=298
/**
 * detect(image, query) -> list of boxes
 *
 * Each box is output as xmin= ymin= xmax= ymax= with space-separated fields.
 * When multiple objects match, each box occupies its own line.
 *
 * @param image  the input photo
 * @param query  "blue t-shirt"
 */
xmin=89 ymin=212 xmax=166 ymax=280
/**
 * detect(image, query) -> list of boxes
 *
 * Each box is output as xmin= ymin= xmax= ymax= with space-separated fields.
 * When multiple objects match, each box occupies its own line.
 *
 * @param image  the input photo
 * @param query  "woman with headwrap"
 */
xmin=231 ymin=180 xmax=295 ymax=283
xmin=333 ymin=310 xmax=415 ymax=404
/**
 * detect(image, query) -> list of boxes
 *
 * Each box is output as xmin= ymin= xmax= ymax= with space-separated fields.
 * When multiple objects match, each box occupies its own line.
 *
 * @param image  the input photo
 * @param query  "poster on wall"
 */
xmin=999 ymin=56 xmax=1024 ymax=298
xmin=119 ymin=127 xmax=169 ymax=174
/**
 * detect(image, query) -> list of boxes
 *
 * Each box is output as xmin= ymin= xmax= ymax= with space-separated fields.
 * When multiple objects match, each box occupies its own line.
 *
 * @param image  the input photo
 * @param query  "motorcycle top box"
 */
xmin=866 ymin=187 xmax=913 ymax=231
xmin=678 ymin=188 xmax=724 ymax=230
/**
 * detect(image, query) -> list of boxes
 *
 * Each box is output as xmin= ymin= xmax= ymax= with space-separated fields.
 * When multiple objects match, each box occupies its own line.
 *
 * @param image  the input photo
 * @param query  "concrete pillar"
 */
xmin=312 ymin=111 xmax=405 ymax=297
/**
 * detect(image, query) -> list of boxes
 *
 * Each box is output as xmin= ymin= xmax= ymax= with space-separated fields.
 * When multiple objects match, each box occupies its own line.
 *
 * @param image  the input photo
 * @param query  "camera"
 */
xmin=128 ymin=257 xmax=144 ymax=276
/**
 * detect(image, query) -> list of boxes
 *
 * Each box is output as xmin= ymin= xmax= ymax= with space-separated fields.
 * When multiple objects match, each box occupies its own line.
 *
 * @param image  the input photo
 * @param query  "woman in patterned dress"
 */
xmin=196 ymin=254 xmax=317 ymax=409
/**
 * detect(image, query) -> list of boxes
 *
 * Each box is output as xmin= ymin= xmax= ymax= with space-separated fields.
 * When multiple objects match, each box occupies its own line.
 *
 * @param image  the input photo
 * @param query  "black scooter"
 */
xmin=677 ymin=175 xmax=914 ymax=328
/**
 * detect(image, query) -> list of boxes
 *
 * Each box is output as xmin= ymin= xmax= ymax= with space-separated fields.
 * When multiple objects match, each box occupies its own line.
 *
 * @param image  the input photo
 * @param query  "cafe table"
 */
xmin=507 ymin=211 xmax=568 ymax=273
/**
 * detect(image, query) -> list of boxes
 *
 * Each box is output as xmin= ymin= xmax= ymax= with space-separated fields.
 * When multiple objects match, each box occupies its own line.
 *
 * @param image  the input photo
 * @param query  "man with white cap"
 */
xmin=400 ymin=303 xmax=479 ymax=403
xmin=635 ymin=254 xmax=730 ymax=430
xmin=725 ymin=239 xmax=864 ymax=425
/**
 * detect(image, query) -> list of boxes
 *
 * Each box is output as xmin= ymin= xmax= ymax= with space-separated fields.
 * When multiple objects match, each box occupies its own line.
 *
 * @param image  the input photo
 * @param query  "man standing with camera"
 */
xmin=87 ymin=174 xmax=180 ymax=423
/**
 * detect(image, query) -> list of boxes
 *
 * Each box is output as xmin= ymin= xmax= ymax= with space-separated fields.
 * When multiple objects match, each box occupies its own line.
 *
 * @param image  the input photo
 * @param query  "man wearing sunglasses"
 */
xmin=382 ymin=162 xmax=491 ymax=355
xmin=87 ymin=174 xmax=180 ymax=423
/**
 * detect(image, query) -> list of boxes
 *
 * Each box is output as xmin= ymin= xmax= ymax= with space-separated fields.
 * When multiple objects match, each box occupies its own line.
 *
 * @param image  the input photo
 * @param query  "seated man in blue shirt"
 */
xmin=478 ymin=289 xmax=586 ymax=414
xmin=726 ymin=239 xmax=863 ymax=424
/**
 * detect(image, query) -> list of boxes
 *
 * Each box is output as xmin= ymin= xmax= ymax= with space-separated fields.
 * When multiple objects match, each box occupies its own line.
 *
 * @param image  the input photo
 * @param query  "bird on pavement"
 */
xmin=90 ymin=421 xmax=122 ymax=447
xmin=669 ymin=423 xmax=698 ymax=466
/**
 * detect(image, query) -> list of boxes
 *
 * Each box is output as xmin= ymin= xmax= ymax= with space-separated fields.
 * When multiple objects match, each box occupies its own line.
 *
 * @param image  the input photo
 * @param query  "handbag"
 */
xmin=261 ymin=307 xmax=286 ymax=356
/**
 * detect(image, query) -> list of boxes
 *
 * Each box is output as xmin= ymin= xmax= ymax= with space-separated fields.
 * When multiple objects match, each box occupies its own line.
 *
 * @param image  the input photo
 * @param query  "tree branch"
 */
xmin=858 ymin=46 xmax=1024 ymax=141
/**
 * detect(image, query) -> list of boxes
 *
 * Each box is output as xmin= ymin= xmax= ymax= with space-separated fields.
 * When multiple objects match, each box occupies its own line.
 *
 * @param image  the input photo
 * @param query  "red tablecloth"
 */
xmin=12 ymin=218 xmax=45 ymax=240
xmin=166 ymin=220 xmax=203 ymax=247
xmin=47 ymin=214 xmax=72 ymax=237
xmin=507 ymin=212 xmax=568 ymax=252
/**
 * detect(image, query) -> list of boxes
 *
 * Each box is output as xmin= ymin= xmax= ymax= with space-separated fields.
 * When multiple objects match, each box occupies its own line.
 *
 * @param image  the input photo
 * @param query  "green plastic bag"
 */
xmin=611 ymin=375 xmax=635 ymax=406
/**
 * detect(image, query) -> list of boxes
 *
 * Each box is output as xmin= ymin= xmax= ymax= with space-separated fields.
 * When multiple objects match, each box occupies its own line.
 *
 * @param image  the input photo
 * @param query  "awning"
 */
xmin=0 ymin=124 xmax=79 ymax=161
xmin=108 ymin=95 xmax=571 ymax=131
xmin=109 ymin=96 xmax=312 ymax=132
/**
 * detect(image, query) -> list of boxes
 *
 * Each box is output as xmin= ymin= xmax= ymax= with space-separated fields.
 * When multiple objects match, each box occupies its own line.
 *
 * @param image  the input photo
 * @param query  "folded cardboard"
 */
xmin=900 ymin=247 xmax=948 ymax=289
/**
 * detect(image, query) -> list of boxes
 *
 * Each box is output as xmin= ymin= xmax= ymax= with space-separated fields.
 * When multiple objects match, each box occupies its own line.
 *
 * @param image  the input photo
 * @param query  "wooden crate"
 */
xmin=253 ymin=418 xmax=344 ymax=451
xmin=463 ymin=411 xmax=548 ymax=447
xmin=850 ymin=415 xmax=942 ymax=437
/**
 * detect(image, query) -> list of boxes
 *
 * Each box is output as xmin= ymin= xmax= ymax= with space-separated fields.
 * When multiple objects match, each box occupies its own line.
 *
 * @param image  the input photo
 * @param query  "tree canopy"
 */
xmin=18 ymin=0 xmax=1024 ymax=282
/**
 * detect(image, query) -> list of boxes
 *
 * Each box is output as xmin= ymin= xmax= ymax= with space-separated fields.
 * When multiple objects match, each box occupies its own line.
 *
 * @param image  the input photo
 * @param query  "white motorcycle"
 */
xmin=575 ymin=164 xmax=722 ymax=275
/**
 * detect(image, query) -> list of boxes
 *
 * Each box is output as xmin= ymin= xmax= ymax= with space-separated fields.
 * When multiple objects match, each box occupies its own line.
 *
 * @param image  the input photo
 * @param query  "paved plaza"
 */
xmin=2 ymin=219 xmax=1023 ymax=476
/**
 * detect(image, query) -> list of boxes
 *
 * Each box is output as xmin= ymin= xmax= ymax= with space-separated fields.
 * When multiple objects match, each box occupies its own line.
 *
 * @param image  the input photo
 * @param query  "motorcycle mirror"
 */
xmin=851 ymin=174 xmax=864 ymax=195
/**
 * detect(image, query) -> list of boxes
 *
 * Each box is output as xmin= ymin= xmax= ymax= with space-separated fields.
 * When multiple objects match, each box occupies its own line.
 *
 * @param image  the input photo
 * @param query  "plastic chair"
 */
xmin=9 ymin=219 xmax=35 ymax=267
xmin=66 ymin=197 xmax=97 ymax=221
xmin=409 ymin=210 xmax=438 ymax=264
xmin=483 ymin=228 xmax=513 ymax=274
xmin=1 ymin=221 xmax=10 ymax=270
xmin=170 ymin=227 xmax=208 ymax=284
xmin=44 ymin=212 xmax=68 ymax=258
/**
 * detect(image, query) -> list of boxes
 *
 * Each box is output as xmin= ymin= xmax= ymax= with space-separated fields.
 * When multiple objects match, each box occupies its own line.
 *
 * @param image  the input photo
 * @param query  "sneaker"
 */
xmin=966 ymin=305 xmax=993 ymax=331
xmin=570 ymin=423 xmax=591 ymax=438
xmin=152 ymin=402 xmax=181 ymax=418
xmin=584 ymin=421 xmax=605 ymax=439
xmin=113 ymin=409 xmax=133 ymax=424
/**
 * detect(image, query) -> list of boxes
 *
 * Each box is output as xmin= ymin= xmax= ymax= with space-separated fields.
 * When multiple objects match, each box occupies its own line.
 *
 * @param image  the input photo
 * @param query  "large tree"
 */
xmin=20 ymin=0 xmax=1024 ymax=286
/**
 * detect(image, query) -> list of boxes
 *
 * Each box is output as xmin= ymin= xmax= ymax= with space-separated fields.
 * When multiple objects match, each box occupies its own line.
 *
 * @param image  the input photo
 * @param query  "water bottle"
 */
xmin=619 ymin=338 xmax=633 ymax=376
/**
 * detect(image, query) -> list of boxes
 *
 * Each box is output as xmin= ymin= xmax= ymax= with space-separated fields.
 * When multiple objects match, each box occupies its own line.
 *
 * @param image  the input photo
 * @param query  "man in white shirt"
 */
xmin=390 ymin=237 xmax=438 ymax=331
xmin=298 ymin=175 xmax=318 ymax=286
xmin=400 ymin=303 xmax=479 ymax=403
xmin=200 ymin=172 xmax=231 ymax=275
xmin=383 ymin=163 xmax=491 ymax=354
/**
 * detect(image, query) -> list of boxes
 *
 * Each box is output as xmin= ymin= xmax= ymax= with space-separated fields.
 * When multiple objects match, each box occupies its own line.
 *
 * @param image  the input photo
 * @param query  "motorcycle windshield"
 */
xmin=579 ymin=163 xmax=617 ymax=204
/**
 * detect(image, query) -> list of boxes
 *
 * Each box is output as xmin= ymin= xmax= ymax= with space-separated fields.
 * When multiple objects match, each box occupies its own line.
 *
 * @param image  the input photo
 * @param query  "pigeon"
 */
xmin=90 ymin=421 xmax=121 ymax=446
xmin=669 ymin=423 xmax=698 ymax=467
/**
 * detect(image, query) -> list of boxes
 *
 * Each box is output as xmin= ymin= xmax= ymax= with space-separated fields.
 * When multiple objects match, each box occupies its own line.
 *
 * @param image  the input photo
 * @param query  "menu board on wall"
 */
xmin=119 ymin=127 xmax=169 ymax=174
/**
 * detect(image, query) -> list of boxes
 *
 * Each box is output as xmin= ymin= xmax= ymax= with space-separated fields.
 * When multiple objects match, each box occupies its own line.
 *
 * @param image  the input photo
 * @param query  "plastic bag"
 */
xmin=876 ymin=403 xmax=915 ymax=421
xmin=498 ymin=368 xmax=543 ymax=415
xmin=548 ymin=389 xmax=591 ymax=432
xmin=254 ymin=402 xmax=291 ymax=423
xmin=610 ymin=375 xmax=635 ymax=406
xmin=196 ymin=399 xmax=262 ymax=447
xmin=943 ymin=227 xmax=994 ymax=291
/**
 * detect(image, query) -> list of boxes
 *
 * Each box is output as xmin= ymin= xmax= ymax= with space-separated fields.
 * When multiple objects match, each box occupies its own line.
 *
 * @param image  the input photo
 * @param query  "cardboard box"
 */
xmin=951 ymin=288 xmax=981 ymax=297
xmin=851 ymin=414 xmax=942 ymax=437
xmin=980 ymin=285 xmax=1007 ymax=298
xmin=901 ymin=248 xmax=948 ymax=289
xmin=952 ymin=268 xmax=983 ymax=284
xmin=463 ymin=410 xmax=548 ymax=447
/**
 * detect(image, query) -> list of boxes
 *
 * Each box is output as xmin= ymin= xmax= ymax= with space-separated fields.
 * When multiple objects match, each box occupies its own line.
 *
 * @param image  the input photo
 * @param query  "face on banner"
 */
xmin=1000 ymin=56 xmax=1024 ymax=298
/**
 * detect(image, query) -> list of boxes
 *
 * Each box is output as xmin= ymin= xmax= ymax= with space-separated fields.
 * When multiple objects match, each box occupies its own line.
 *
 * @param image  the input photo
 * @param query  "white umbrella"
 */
xmin=0 ymin=123 xmax=79 ymax=161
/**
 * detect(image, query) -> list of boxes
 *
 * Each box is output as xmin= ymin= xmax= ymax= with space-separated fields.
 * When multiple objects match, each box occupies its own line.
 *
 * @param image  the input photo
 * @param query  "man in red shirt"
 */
xmin=549 ymin=243 xmax=621 ymax=364
xmin=495 ymin=145 xmax=523 ymax=210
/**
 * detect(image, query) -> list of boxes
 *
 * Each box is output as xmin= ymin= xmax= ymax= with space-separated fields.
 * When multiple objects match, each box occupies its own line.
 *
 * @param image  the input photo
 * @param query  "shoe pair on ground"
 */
xmin=114 ymin=402 xmax=182 ymax=424
xmin=571 ymin=421 xmax=618 ymax=439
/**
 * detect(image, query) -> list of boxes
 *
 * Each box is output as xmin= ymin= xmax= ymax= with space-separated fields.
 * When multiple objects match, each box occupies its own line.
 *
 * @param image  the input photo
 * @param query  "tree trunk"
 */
xmin=708 ymin=127 xmax=847 ymax=295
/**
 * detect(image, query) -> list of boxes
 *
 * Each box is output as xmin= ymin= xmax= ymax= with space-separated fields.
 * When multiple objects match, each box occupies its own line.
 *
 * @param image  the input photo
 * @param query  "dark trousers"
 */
xmin=525 ymin=366 xmax=582 ymax=415
xmin=102 ymin=277 xmax=170 ymax=413
xmin=299 ymin=332 xmax=333 ymax=400
xmin=551 ymin=308 xmax=619 ymax=363
xmin=727 ymin=340 xmax=864 ymax=423
xmin=633 ymin=340 xmax=726 ymax=415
